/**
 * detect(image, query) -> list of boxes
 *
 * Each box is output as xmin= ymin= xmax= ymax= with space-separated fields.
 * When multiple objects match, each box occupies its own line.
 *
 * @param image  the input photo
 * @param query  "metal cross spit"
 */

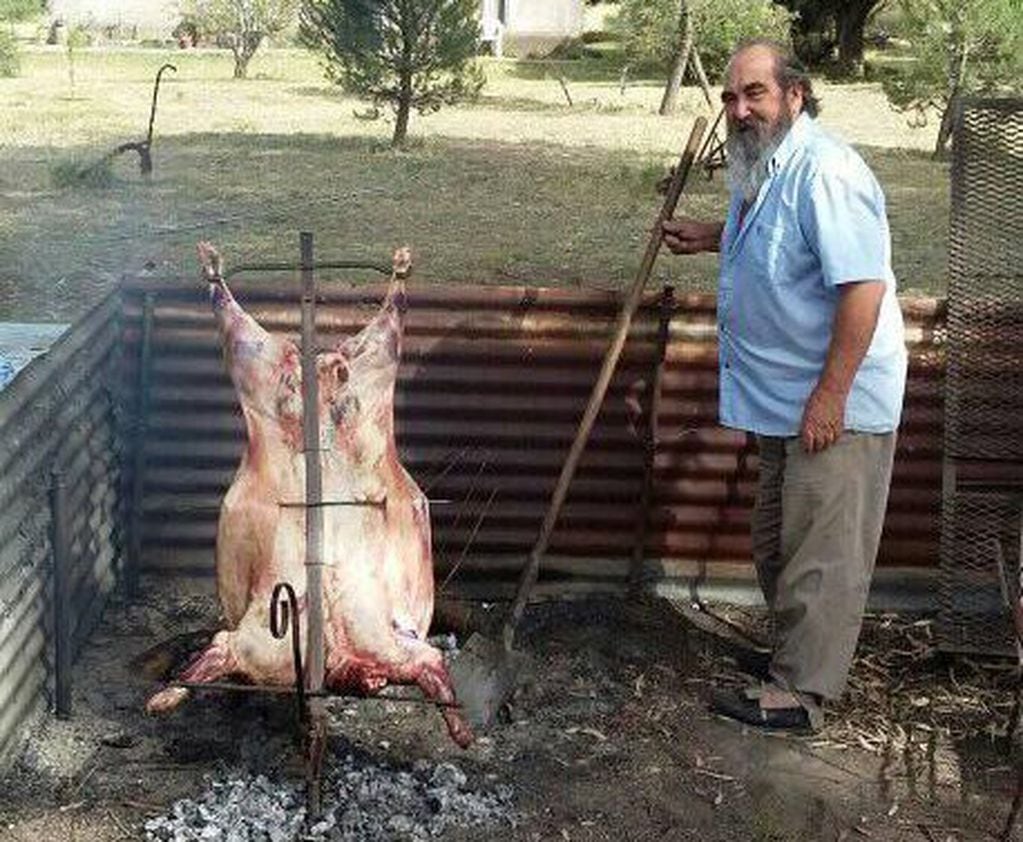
xmin=170 ymin=233 xmax=455 ymax=823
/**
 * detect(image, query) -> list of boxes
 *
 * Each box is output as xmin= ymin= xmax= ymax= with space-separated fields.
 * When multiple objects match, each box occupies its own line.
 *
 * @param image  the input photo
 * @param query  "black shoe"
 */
xmin=710 ymin=688 xmax=813 ymax=732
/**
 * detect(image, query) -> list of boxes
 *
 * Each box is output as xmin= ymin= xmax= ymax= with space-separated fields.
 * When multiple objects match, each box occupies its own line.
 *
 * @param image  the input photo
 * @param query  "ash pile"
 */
xmin=144 ymin=752 xmax=516 ymax=841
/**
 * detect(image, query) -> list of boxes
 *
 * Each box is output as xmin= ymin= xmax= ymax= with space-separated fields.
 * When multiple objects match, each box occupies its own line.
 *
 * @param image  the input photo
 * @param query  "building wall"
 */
xmin=48 ymin=0 xmax=178 ymax=36
xmin=505 ymin=0 xmax=582 ymax=37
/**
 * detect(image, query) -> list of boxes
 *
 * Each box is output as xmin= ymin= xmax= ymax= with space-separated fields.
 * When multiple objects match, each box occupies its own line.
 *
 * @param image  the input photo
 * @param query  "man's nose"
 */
xmin=732 ymin=96 xmax=752 ymax=121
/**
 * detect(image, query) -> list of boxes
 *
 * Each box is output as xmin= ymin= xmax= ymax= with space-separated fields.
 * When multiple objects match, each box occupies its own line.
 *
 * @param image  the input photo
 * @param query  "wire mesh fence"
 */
xmin=938 ymin=98 xmax=1023 ymax=656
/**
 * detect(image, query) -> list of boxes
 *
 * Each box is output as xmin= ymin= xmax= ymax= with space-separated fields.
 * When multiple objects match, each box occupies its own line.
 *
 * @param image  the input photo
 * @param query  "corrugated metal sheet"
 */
xmin=0 ymin=293 xmax=123 ymax=768
xmin=118 ymin=277 xmax=946 ymax=594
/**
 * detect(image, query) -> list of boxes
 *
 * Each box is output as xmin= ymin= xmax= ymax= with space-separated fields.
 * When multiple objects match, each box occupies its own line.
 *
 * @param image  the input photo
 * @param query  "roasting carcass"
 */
xmin=145 ymin=243 xmax=472 ymax=748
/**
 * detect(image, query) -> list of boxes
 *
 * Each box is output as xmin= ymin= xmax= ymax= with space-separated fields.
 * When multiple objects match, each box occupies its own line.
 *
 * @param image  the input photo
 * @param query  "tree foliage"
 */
xmin=300 ymin=0 xmax=484 ymax=148
xmin=614 ymin=0 xmax=792 ymax=80
xmin=779 ymin=0 xmax=884 ymax=75
xmin=0 ymin=0 xmax=44 ymax=78
xmin=0 ymin=29 xmax=17 ymax=77
xmin=881 ymin=0 xmax=1023 ymax=155
xmin=180 ymin=0 xmax=299 ymax=78
xmin=0 ymin=0 xmax=43 ymax=23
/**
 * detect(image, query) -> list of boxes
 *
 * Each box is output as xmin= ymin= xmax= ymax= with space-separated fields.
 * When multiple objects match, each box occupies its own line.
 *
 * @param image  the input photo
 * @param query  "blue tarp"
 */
xmin=0 ymin=323 xmax=70 ymax=391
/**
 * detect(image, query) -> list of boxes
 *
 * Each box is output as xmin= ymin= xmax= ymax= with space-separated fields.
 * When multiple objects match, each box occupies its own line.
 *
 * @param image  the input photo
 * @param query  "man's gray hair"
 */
xmin=729 ymin=38 xmax=821 ymax=118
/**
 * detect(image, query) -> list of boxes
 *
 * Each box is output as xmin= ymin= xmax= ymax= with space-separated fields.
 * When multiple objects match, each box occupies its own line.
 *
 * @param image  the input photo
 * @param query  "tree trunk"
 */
xmin=787 ymin=1 xmax=834 ymax=68
xmin=836 ymin=0 xmax=875 ymax=79
xmin=231 ymin=33 xmax=263 ymax=79
xmin=690 ymin=47 xmax=713 ymax=110
xmin=935 ymin=26 xmax=970 ymax=158
xmin=935 ymin=98 xmax=957 ymax=158
xmin=392 ymin=75 xmax=413 ymax=148
xmin=659 ymin=0 xmax=692 ymax=117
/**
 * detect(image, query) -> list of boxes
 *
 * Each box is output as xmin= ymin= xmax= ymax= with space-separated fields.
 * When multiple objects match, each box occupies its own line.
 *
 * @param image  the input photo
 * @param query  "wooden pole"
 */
xmin=299 ymin=232 xmax=327 ymax=819
xmin=502 ymin=117 xmax=707 ymax=650
xmin=51 ymin=467 xmax=72 ymax=719
xmin=125 ymin=291 xmax=155 ymax=596
xmin=628 ymin=285 xmax=674 ymax=594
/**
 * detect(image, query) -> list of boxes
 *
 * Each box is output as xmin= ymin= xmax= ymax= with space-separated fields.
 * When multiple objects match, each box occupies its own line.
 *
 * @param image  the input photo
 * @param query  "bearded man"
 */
xmin=662 ymin=39 xmax=907 ymax=731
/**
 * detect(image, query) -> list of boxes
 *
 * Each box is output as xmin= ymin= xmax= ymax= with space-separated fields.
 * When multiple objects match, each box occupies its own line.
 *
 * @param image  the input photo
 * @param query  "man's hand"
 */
xmin=662 ymin=218 xmax=724 ymax=255
xmin=799 ymin=280 xmax=886 ymax=453
xmin=800 ymin=384 xmax=846 ymax=453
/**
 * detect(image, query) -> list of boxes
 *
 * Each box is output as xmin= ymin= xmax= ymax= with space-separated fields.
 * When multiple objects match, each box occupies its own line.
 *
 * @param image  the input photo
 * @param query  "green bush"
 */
xmin=51 ymin=156 xmax=115 ymax=189
xmin=0 ymin=29 xmax=19 ymax=77
xmin=545 ymin=36 xmax=602 ymax=60
xmin=614 ymin=0 xmax=793 ymax=79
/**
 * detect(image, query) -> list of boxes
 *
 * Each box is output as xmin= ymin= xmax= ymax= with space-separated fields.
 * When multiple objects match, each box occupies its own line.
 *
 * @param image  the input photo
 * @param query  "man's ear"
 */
xmin=787 ymin=85 xmax=804 ymax=119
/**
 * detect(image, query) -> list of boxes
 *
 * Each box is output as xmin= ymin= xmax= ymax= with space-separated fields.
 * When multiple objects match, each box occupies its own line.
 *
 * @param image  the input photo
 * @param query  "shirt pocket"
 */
xmin=747 ymin=221 xmax=802 ymax=286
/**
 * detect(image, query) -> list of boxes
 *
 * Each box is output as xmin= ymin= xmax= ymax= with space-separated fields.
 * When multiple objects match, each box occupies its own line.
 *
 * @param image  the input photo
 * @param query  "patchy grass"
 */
xmin=50 ymin=153 xmax=116 ymax=189
xmin=0 ymin=47 xmax=947 ymax=321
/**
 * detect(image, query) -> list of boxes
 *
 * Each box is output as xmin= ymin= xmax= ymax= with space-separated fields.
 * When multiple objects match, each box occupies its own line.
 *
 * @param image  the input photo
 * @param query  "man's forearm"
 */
xmin=695 ymin=221 xmax=724 ymax=253
xmin=816 ymin=281 xmax=886 ymax=396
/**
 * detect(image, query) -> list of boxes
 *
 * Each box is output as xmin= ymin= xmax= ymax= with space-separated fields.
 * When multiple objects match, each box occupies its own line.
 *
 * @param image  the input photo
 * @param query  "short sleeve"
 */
xmin=800 ymin=154 xmax=892 ymax=288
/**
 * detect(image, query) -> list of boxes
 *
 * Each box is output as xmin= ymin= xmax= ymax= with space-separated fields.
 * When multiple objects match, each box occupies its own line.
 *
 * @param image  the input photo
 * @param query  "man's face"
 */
xmin=721 ymin=45 xmax=804 ymax=202
xmin=722 ymin=45 xmax=802 ymax=143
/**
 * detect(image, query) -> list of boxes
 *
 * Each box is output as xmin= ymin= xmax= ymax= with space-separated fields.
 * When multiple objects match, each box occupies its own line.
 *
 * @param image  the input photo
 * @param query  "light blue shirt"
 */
xmin=717 ymin=113 xmax=907 ymax=436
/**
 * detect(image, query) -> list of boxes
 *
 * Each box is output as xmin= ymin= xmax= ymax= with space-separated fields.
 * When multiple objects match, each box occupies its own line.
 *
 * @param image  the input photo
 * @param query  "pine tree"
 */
xmin=300 ymin=0 xmax=484 ymax=147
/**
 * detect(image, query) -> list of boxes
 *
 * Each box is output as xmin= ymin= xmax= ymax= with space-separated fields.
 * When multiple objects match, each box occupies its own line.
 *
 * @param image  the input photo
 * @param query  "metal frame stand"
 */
xmin=163 ymin=233 xmax=464 ymax=824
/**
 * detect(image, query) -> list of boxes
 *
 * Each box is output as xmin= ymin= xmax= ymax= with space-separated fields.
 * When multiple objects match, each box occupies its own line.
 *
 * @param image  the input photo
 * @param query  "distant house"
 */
xmin=48 ymin=0 xmax=178 ymax=39
xmin=480 ymin=0 xmax=583 ymax=57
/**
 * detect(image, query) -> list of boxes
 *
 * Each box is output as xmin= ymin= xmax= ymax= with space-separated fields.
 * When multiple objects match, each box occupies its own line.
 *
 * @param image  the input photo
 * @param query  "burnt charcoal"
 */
xmin=144 ymin=752 xmax=516 ymax=841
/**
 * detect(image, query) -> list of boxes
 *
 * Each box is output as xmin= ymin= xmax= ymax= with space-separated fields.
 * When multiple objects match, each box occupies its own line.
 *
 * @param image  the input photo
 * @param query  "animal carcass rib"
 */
xmin=145 ymin=242 xmax=472 ymax=748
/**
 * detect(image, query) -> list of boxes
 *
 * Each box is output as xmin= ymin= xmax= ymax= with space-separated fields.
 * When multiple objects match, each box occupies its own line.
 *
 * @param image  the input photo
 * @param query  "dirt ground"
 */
xmin=0 ymin=582 xmax=1018 ymax=842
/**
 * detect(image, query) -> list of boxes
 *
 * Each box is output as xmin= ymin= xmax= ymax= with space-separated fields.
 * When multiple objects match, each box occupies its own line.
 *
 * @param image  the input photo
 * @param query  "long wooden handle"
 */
xmin=502 ymin=117 xmax=708 ymax=649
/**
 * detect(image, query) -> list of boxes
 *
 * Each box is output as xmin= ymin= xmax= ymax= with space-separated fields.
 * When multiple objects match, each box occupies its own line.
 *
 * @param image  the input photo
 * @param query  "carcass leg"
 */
xmin=401 ymin=646 xmax=474 ymax=749
xmin=145 ymin=630 xmax=239 ymax=714
xmin=326 ymin=639 xmax=473 ymax=748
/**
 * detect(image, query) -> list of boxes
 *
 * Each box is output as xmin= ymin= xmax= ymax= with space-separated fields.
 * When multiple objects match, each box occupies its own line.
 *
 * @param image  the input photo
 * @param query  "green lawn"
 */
xmin=0 ymin=47 xmax=948 ymax=321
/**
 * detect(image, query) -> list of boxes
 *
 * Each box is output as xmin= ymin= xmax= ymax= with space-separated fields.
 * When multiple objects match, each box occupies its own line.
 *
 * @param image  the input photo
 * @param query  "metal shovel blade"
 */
xmin=449 ymin=632 xmax=530 ymax=729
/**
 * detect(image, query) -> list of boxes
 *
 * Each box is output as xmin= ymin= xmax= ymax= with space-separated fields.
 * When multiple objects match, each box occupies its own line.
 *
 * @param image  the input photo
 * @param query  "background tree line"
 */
xmin=2 ymin=0 xmax=1021 ymax=154
xmin=608 ymin=0 xmax=1023 ymax=155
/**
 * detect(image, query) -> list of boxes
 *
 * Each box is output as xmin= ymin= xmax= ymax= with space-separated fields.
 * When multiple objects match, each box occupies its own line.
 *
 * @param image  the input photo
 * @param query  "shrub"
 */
xmin=614 ymin=0 xmax=793 ymax=79
xmin=301 ymin=0 xmax=484 ymax=148
xmin=51 ymin=156 xmax=115 ymax=189
xmin=0 ymin=29 xmax=19 ymax=77
xmin=881 ymin=0 xmax=1023 ymax=156
xmin=697 ymin=0 xmax=792 ymax=76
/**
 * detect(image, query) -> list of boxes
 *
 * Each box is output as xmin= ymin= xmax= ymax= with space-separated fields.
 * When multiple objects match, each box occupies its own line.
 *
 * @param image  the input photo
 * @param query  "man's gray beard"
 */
xmin=726 ymin=113 xmax=792 ymax=205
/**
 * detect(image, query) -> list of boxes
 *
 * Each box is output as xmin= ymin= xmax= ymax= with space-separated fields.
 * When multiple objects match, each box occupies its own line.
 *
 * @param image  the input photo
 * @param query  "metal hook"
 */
xmin=270 ymin=582 xmax=306 ymax=724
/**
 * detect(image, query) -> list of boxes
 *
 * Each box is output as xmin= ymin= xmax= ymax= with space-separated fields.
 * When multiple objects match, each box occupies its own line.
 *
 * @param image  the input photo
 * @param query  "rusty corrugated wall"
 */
xmin=118 ymin=276 xmax=945 ymax=597
xmin=0 ymin=293 xmax=123 ymax=767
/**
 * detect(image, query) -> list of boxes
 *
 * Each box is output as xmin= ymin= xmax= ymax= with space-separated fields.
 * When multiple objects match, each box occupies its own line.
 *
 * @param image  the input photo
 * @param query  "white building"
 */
xmin=48 ymin=0 xmax=178 ymax=38
xmin=45 ymin=0 xmax=585 ymax=52
xmin=481 ymin=0 xmax=584 ymax=57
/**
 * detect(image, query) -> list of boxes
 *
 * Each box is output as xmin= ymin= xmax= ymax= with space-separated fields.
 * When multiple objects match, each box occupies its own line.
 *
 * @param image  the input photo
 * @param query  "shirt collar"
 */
xmin=766 ymin=110 xmax=813 ymax=176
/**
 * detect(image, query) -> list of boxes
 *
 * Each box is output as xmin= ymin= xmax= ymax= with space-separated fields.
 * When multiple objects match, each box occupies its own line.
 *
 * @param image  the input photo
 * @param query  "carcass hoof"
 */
xmin=145 ymin=685 xmax=190 ymax=714
xmin=450 ymin=721 xmax=475 ymax=749
xmin=444 ymin=712 xmax=475 ymax=749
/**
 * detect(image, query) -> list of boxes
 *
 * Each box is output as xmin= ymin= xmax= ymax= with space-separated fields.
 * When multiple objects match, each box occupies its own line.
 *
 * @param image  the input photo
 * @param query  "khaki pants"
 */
xmin=752 ymin=432 xmax=896 ymax=704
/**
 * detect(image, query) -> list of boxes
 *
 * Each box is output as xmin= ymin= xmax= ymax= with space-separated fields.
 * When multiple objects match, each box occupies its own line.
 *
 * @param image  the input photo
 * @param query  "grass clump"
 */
xmin=50 ymin=155 xmax=115 ymax=189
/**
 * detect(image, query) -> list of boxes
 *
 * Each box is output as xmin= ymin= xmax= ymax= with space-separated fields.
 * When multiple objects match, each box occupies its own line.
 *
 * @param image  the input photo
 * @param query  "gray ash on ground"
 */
xmin=3 ymin=587 xmax=1017 ymax=841
xmin=144 ymin=753 xmax=516 ymax=842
